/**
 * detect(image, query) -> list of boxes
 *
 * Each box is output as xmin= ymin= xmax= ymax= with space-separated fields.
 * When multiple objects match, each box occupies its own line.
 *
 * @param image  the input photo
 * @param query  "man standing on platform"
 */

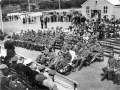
xmin=4 ymin=36 xmax=16 ymax=63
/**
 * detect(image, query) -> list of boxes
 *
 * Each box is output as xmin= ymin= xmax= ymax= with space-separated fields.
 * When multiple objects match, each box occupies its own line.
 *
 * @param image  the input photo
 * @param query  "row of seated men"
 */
xmin=101 ymin=52 xmax=120 ymax=85
xmin=36 ymin=36 xmax=103 ymax=72
xmin=0 ymin=55 xmax=59 ymax=90
xmin=11 ymin=29 xmax=65 ymax=51
xmin=13 ymin=39 xmax=63 ymax=52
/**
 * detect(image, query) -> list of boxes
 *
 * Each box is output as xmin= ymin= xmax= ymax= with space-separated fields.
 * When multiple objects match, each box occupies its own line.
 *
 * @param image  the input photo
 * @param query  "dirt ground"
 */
xmin=1 ymin=19 xmax=120 ymax=90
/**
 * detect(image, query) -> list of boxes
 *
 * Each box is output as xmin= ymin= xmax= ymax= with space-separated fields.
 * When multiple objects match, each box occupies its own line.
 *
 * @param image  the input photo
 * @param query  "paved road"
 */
xmin=1 ymin=20 xmax=120 ymax=90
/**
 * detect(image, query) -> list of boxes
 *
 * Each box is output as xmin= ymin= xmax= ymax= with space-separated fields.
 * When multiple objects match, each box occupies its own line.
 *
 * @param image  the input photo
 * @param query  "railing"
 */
xmin=0 ymin=45 xmax=78 ymax=90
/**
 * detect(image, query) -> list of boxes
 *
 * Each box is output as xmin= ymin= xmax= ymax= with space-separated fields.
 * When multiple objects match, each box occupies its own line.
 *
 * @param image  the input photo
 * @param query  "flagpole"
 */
xmin=0 ymin=0 xmax=4 ymax=35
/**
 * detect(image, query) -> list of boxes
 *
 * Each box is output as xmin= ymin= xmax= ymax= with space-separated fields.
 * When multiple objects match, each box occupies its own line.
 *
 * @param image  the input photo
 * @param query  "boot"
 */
xmin=101 ymin=71 xmax=108 ymax=81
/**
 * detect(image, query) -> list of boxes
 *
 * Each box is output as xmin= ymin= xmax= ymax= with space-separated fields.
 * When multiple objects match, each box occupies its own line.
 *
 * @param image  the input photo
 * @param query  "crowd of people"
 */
xmin=12 ymin=27 xmax=65 ymax=52
xmin=1 ymin=11 xmax=120 ymax=90
xmin=1 ymin=36 xmax=59 ymax=90
xmin=11 ymin=23 xmax=104 ymax=74
xmin=23 ymin=16 xmax=37 ymax=24
xmin=3 ymin=14 xmax=20 ymax=22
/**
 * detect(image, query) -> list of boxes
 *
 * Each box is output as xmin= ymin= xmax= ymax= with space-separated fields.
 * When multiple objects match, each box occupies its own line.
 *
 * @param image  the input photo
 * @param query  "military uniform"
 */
xmin=114 ymin=59 xmax=120 ymax=84
xmin=9 ymin=74 xmax=25 ymax=90
xmin=101 ymin=53 xmax=116 ymax=81
xmin=4 ymin=36 xmax=16 ymax=59
xmin=78 ymin=47 xmax=90 ymax=70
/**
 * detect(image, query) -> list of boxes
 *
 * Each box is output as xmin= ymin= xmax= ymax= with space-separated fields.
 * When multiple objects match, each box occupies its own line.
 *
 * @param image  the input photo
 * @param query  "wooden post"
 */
xmin=0 ymin=0 xmax=4 ymax=35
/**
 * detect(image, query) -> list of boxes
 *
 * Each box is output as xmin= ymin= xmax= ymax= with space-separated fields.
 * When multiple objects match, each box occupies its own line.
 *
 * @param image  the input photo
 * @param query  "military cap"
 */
xmin=0 ymin=64 xmax=8 ymax=70
xmin=7 ymin=36 xmax=11 ymax=39
xmin=35 ymin=74 xmax=47 ymax=83
xmin=11 ymin=74 xmax=18 ymax=81
xmin=2 ymin=68 xmax=10 ymax=76
xmin=23 ymin=59 xmax=32 ymax=65
xmin=48 ymin=70 xmax=56 ymax=76
xmin=38 ymin=65 xmax=45 ymax=70
xmin=11 ymin=56 xmax=18 ymax=62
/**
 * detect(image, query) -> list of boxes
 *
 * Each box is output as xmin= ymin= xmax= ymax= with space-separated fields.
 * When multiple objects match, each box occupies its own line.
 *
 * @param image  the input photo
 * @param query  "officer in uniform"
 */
xmin=78 ymin=46 xmax=91 ymax=71
xmin=48 ymin=51 xmax=63 ymax=69
xmin=4 ymin=36 xmax=16 ymax=58
xmin=101 ymin=52 xmax=116 ymax=81
xmin=35 ymin=65 xmax=48 ymax=89
xmin=9 ymin=74 xmax=25 ymax=89
xmin=22 ymin=59 xmax=33 ymax=77
xmin=48 ymin=70 xmax=59 ymax=90
xmin=73 ymin=47 xmax=84 ymax=68
xmin=10 ymin=56 xmax=18 ymax=70
xmin=62 ymin=48 xmax=72 ymax=63
xmin=0 ymin=64 xmax=9 ymax=76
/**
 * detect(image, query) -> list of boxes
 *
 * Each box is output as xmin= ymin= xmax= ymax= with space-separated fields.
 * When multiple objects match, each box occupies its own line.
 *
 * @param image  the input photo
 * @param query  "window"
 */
xmin=86 ymin=6 xmax=90 ymax=14
xmin=103 ymin=6 xmax=108 ymax=13
xmin=95 ymin=1 xmax=98 ymax=5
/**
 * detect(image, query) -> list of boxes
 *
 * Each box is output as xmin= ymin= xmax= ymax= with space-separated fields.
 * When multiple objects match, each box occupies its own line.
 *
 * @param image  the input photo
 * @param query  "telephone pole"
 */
xmin=59 ymin=0 xmax=61 ymax=9
xmin=28 ymin=0 xmax=30 ymax=12
xmin=0 ymin=0 xmax=3 ymax=34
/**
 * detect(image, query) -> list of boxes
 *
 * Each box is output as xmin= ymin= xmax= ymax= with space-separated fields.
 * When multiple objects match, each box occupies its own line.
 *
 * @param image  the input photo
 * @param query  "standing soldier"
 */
xmin=28 ymin=16 xmax=31 ymax=24
xmin=23 ymin=18 xmax=25 ymax=24
xmin=40 ymin=16 xmax=44 ymax=29
xmin=44 ymin=16 xmax=48 ymax=28
xmin=4 ymin=36 xmax=16 ymax=63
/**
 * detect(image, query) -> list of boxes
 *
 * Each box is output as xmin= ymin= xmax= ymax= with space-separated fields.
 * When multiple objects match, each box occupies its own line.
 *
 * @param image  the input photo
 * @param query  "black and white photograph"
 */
xmin=0 ymin=0 xmax=120 ymax=90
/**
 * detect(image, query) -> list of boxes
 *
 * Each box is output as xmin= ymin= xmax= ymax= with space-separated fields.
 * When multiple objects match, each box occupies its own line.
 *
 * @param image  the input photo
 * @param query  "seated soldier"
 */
xmin=22 ymin=59 xmax=33 ymax=77
xmin=0 ymin=64 xmax=11 ymax=76
xmin=78 ymin=46 xmax=91 ymax=71
xmin=15 ymin=57 xmax=25 ymax=75
xmin=113 ymin=55 xmax=120 ymax=85
xmin=48 ymin=51 xmax=63 ymax=69
xmin=89 ymin=40 xmax=103 ymax=63
xmin=47 ymin=70 xmax=59 ymax=90
xmin=36 ymin=51 xmax=49 ymax=65
xmin=101 ymin=52 xmax=116 ymax=81
xmin=9 ymin=74 xmax=25 ymax=90
xmin=35 ymin=65 xmax=49 ymax=89
xmin=0 ymin=64 xmax=11 ymax=87
xmin=62 ymin=48 xmax=72 ymax=64
xmin=10 ymin=56 xmax=18 ymax=70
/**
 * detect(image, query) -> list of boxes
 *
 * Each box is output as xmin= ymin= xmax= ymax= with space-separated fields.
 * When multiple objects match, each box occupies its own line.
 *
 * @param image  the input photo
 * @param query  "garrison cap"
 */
xmin=48 ymin=70 xmax=56 ymax=76
xmin=38 ymin=65 xmax=45 ymax=70
xmin=11 ymin=74 xmax=18 ymax=80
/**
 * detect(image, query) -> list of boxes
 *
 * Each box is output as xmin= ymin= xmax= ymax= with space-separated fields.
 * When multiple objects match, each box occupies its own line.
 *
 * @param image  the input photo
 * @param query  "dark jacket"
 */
xmin=4 ymin=39 xmax=15 ymax=57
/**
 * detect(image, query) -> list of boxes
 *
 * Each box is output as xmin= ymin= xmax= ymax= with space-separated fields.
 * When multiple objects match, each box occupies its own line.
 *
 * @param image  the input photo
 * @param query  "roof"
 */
xmin=82 ymin=0 xmax=120 ymax=6
xmin=106 ymin=0 xmax=120 ymax=5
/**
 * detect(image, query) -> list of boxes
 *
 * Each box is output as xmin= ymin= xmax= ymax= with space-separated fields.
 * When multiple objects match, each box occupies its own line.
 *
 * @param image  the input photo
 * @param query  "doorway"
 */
xmin=91 ymin=10 xmax=101 ymax=19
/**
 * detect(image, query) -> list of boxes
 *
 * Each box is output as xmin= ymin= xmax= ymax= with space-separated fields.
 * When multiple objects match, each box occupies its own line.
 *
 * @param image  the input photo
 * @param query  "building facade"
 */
xmin=81 ymin=0 xmax=120 ymax=19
